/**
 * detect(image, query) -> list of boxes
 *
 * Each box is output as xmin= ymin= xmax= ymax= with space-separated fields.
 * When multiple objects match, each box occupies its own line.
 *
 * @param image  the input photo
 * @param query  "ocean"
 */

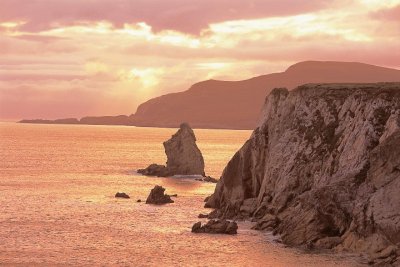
xmin=0 ymin=122 xmax=365 ymax=266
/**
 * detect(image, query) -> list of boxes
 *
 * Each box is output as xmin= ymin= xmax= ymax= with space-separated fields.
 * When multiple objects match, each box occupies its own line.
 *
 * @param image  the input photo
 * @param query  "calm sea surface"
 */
xmin=0 ymin=122 xmax=366 ymax=266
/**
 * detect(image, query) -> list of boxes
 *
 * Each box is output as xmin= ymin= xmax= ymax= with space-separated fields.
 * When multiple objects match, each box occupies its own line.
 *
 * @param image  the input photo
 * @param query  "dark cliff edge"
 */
xmin=205 ymin=83 xmax=400 ymax=265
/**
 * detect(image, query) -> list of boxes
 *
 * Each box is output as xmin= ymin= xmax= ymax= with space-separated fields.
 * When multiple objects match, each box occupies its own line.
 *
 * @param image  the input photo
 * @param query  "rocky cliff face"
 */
xmin=206 ymin=83 xmax=400 ymax=265
xmin=138 ymin=123 xmax=205 ymax=176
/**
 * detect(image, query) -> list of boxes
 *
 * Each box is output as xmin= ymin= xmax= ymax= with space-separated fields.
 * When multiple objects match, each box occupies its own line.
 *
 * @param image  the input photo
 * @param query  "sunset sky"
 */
xmin=0 ymin=0 xmax=399 ymax=120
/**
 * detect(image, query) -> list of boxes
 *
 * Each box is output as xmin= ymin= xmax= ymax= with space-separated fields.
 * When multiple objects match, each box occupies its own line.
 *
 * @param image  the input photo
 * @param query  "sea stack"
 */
xmin=138 ymin=123 xmax=205 ymax=177
xmin=205 ymin=83 xmax=400 ymax=265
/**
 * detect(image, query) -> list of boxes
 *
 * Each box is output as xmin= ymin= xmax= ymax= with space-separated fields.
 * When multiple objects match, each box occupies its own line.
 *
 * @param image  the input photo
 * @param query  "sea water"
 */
xmin=0 ymin=122 xmax=365 ymax=266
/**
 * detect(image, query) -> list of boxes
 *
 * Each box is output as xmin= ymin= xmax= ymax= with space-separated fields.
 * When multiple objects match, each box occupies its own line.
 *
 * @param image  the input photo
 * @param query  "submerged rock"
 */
xmin=115 ymin=192 xmax=130 ymax=199
xmin=145 ymin=185 xmax=174 ymax=205
xmin=191 ymin=219 xmax=238 ymax=234
xmin=198 ymin=213 xmax=208 ymax=218
xmin=137 ymin=164 xmax=170 ymax=177
xmin=205 ymin=83 xmax=400 ymax=264
xmin=195 ymin=176 xmax=218 ymax=183
xmin=138 ymin=123 xmax=205 ymax=177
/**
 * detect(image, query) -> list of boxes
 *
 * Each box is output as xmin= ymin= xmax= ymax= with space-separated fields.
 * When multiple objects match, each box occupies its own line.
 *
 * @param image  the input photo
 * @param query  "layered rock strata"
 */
xmin=205 ymin=83 xmax=400 ymax=265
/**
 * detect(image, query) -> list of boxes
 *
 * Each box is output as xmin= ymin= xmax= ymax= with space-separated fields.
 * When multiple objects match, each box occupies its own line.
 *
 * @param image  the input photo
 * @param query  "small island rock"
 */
xmin=145 ymin=185 xmax=174 ymax=204
xmin=138 ymin=164 xmax=170 ymax=177
xmin=115 ymin=192 xmax=130 ymax=199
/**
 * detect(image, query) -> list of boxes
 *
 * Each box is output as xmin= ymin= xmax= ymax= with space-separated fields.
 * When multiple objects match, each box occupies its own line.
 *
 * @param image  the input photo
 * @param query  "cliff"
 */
xmin=131 ymin=61 xmax=400 ymax=129
xmin=205 ymin=83 xmax=400 ymax=265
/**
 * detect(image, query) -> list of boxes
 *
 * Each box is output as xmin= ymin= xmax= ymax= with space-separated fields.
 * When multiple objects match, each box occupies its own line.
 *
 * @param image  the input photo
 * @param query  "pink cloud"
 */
xmin=0 ymin=74 xmax=85 ymax=81
xmin=1 ymin=0 xmax=399 ymax=121
xmin=0 ymin=85 xmax=140 ymax=120
xmin=0 ymin=86 xmax=98 ymax=119
xmin=371 ymin=4 xmax=400 ymax=21
xmin=0 ymin=0 xmax=332 ymax=34
xmin=14 ymin=34 xmax=67 ymax=43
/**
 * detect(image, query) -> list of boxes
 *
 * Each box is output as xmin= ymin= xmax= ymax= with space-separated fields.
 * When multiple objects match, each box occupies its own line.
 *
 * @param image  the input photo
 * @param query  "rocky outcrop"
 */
xmin=145 ymin=185 xmax=174 ymax=204
xmin=137 ymin=164 xmax=170 ymax=177
xmin=195 ymin=176 xmax=218 ymax=183
xmin=191 ymin=220 xmax=238 ymax=234
xmin=205 ymin=83 xmax=400 ymax=265
xmin=115 ymin=192 xmax=130 ymax=198
xmin=138 ymin=123 xmax=205 ymax=177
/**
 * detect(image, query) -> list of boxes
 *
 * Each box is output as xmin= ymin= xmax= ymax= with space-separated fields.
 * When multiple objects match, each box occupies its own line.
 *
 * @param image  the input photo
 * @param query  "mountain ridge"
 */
xmin=20 ymin=61 xmax=400 ymax=129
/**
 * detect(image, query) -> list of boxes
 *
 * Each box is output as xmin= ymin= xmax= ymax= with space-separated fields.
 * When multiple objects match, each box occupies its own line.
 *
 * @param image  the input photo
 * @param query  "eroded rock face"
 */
xmin=191 ymin=220 xmax=238 ymax=234
xmin=145 ymin=185 xmax=174 ymax=204
xmin=138 ymin=123 xmax=205 ymax=177
xmin=163 ymin=123 xmax=205 ymax=176
xmin=205 ymin=83 xmax=400 ymax=264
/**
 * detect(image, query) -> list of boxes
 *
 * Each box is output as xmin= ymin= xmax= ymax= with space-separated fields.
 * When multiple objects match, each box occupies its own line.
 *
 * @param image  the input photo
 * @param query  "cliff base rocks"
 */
xmin=191 ymin=220 xmax=238 ymax=234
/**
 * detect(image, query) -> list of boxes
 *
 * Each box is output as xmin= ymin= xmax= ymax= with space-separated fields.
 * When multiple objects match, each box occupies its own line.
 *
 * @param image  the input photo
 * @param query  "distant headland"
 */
xmin=20 ymin=61 xmax=400 ymax=129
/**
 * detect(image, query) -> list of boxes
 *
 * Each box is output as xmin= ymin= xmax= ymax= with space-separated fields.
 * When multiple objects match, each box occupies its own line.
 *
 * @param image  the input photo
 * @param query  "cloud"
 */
xmin=370 ymin=4 xmax=400 ymax=21
xmin=0 ymin=0 xmax=332 ymax=34
xmin=0 ymin=0 xmax=399 ymax=120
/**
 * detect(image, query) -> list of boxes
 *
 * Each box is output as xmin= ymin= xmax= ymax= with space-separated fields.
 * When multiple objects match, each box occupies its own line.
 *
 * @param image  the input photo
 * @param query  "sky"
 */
xmin=0 ymin=0 xmax=399 ymax=120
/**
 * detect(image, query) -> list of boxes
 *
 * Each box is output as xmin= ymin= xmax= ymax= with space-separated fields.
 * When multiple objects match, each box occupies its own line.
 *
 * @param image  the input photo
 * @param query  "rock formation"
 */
xmin=191 ymin=220 xmax=238 ymax=234
xmin=205 ymin=83 xmax=400 ymax=265
xmin=145 ymin=185 xmax=174 ymax=204
xmin=138 ymin=123 xmax=205 ymax=177
xmin=115 ymin=192 xmax=130 ymax=198
xmin=195 ymin=176 xmax=218 ymax=183
xmin=137 ymin=164 xmax=170 ymax=177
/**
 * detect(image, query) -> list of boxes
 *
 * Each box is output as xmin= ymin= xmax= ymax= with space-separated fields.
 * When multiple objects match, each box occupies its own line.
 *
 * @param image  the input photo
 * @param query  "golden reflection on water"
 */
xmin=0 ymin=123 xmax=365 ymax=266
